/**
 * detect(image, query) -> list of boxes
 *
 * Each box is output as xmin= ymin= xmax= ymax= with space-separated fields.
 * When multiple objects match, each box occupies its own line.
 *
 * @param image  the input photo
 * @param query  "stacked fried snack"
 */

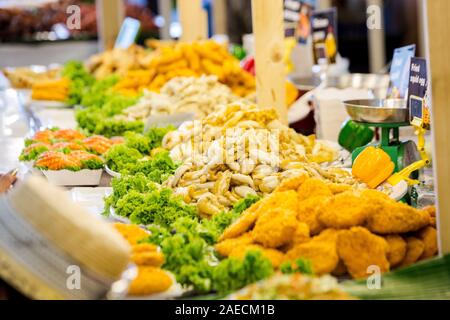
xmin=3 ymin=67 xmax=61 ymax=89
xmin=113 ymin=223 xmax=173 ymax=296
xmin=31 ymin=78 xmax=70 ymax=101
xmin=86 ymin=45 xmax=156 ymax=79
xmin=113 ymin=41 xmax=256 ymax=98
xmin=162 ymin=103 xmax=353 ymax=216
xmin=216 ymin=175 xmax=437 ymax=279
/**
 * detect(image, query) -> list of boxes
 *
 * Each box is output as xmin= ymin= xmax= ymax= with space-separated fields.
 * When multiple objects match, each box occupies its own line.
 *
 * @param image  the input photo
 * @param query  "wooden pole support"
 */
xmin=425 ymin=0 xmax=450 ymax=254
xmin=213 ymin=0 xmax=227 ymax=35
xmin=251 ymin=0 xmax=287 ymax=124
xmin=178 ymin=0 xmax=207 ymax=42
xmin=96 ymin=0 xmax=125 ymax=51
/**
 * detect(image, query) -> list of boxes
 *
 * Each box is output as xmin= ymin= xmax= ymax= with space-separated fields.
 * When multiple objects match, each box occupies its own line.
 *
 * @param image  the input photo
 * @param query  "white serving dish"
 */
xmin=105 ymin=165 xmax=121 ymax=178
xmin=30 ymin=99 xmax=71 ymax=109
xmin=41 ymin=169 xmax=103 ymax=186
xmin=70 ymin=187 xmax=112 ymax=217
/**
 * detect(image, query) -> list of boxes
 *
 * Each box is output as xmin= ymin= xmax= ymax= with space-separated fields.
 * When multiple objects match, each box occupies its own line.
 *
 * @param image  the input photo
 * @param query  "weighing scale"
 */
xmin=340 ymin=98 xmax=428 ymax=185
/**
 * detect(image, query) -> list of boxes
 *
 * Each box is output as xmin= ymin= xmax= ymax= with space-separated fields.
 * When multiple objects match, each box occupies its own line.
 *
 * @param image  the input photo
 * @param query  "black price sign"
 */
xmin=407 ymin=57 xmax=431 ymax=129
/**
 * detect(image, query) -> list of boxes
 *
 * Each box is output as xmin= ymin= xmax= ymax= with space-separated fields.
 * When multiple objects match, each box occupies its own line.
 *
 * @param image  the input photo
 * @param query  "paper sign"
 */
xmin=114 ymin=17 xmax=141 ymax=49
xmin=311 ymin=8 xmax=337 ymax=64
xmin=283 ymin=0 xmax=316 ymax=43
xmin=387 ymin=44 xmax=416 ymax=99
xmin=407 ymin=57 xmax=430 ymax=129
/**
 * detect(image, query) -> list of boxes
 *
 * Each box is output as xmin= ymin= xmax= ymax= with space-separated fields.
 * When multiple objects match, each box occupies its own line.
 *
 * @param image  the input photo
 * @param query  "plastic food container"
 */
xmin=41 ymin=169 xmax=103 ymax=186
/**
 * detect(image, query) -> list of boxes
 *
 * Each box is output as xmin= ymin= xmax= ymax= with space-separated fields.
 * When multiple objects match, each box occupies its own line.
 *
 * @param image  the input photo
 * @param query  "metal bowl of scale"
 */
xmin=343 ymin=99 xmax=408 ymax=124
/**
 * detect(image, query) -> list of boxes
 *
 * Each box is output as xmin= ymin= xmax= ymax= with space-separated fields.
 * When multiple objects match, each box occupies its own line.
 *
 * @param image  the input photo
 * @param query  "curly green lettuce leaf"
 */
xmin=105 ymin=144 xmax=142 ymax=172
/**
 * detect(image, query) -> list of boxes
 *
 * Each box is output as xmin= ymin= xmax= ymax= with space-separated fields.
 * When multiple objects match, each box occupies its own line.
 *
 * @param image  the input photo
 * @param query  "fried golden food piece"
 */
xmin=253 ymin=208 xmax=298 ymax=248
xmin=359 ymin=189 xmax=393 ymax=202
xmin=114 ymin=223 xmax=149 ymax=245
xmin=219 ymin=202 xmax=261 ymax=241
xmin=285 ymin=237 xmax=339 ymax=275
xmin=128 ymin=266 xmax=173 ymax=296
xmin=229 ymin=245 xmax=285 ymax=268
xmin=297 ymin=196 xmax=328 ymax=235
xmin=132 ymin=243 xmax=158 ymax=253
xmin=384 ymin=235 xmax=407 ymax=268
xmin=215 ymin=232 xmax=254 ymax=257
xmin=219 ymin=191 xmax=298 ymax=241
xmin=274 ymin=174 xmax=308 ymax=192
xmin=317 ymin=192 xmax=369 ymax=229
xmin=328 ymin=183 xmax=352 ymax=194
xmin=297 ymin=178 xmax=333 ymax=201
xmin=400 ymin=237 xmax=425 ymax=268
xmin=423 ymin=206 xmax=437 ymax=228
xmin=290 ymin=222 xmax=310 ymax=246
xmin=417 ymin=227 xmax=438 ymax=259
xmin=132 ymin=251 xmax=165 ymax=267
xmin=337 ymin=227 xmax=389 ymax=279
xmin=365 ymin=202 xmax=431 ymax=234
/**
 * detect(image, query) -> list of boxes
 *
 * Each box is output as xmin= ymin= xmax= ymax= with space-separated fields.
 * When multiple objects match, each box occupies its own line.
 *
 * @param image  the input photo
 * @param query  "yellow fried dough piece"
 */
xmin=417 ymin=227 xmax=438 ymax=260
xmin=253 ymin=208 xmax=298 ymax=248
xmin=297 ymin=196 xmax=328 ymax=235
xmin=128 ymin=267 xmax=173 ymax=296
xmin=400 ymin=237 xmax=425 ymax=268
xmin=317 ymin=192 xmax=369 ymax=229
xmin=131 ymin=251 xmax=165 ymax=267
xmin=215 ymin=232 xmax=254 ymax=257
xmin=297 ymin=178 xmax=333 ymax=201
xmin=384 ymin=235 xmax=407 ymax=268
xmin=337 ymin=227 xmax=390 ymax=279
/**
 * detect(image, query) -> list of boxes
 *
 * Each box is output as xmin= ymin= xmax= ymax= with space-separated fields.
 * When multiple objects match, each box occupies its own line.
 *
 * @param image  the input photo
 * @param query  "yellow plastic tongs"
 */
xmin=387 ymin=125 xmax=430 ymax=186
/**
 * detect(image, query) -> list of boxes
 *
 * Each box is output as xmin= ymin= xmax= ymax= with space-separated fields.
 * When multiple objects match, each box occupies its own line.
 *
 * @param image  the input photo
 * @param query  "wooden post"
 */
xmin=178 ymin=0 xmax=207 ymax=41
xmin=251 ymin=0 xmax=287 ymax=124
xmin=96 ymin=0 xmax=125 ymax=51
xmin=425 ymin=0 xmax=450 ymax=254
xmin=366 ymin=0 xmax=386 ymax=73
xmin=158 ymin=0 xmax=172 ymax=40
xmin=213 ymin=0 xmax=227 ymax=35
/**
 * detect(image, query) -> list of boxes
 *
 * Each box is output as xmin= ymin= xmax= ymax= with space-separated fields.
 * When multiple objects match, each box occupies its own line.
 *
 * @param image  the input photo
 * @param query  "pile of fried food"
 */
xmin=216 ymin=175 xmax=437 ymax=279
xmin=2 ymin=66 xmax=61 ymax=89
xmin=31 ymin=78 xmax=70 ymax=102
xmin=113 ymin=223 xmax=174 ymax=296
xmin=86 ymin=45 xmax=155 ymax=79
xmin=117 ymin=75 xmax=244 ymax=121
xmin=112 ymin=40 xmax=256 ymax=98
xmin=162 ymin=103 xmax=358 ymax=215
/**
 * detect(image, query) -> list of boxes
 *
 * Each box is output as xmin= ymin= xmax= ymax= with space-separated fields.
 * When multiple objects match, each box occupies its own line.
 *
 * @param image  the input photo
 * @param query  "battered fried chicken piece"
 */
xmin=417 ymin=227 xmax=438 ymax=259
xmin=274 ymin=174 xmax=308 ymax=192
xmin=229 ymin=245 xmax=285 ymax=268
xmin=128 ymin=266 xmax=173 ymax=296
xmin=328 ymin=183 xmax=352 ymax=194
xmin=423 ymin=206 xmax=437 ymax=227
xmin=384 ymin=235 xmax=407 ymax=268
xmin=400 ymin=237 xmax=425 ymax=268
xmin=337 ymin=227 xmax=389 ymax=279
xmin=297 ymin=196 xmax=328 ymax=235
xmin=253 ymin=208 xmax=298 ymax=248
xmin=132 ymin=251 xmax=165 ymax=267
xmin=219 ymin=191 xmax=298 ymax=241
xmin=132 ymin=243 xmax=158 ymax=253
xmin=285 ymin=237 xmax=339 ymax=275
xmin=297 ymin=178 xmax=333 ymax=201
xmin=219 ymin=202 xmax=261 ymax=241
xmin=215 ymin=232 xmax=254 ymax=257
xmin=290 ymin=222 xmax=310 ymax=246
xmin=359 ymin=189 xmax=393 ymax=202
xmin=365 ymin=202 xmax=431 ymax=234
xmin=317 ymin=192 xmax=369 ymax=229
xmin=114 ymin=223 xmax=149 ymax=245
